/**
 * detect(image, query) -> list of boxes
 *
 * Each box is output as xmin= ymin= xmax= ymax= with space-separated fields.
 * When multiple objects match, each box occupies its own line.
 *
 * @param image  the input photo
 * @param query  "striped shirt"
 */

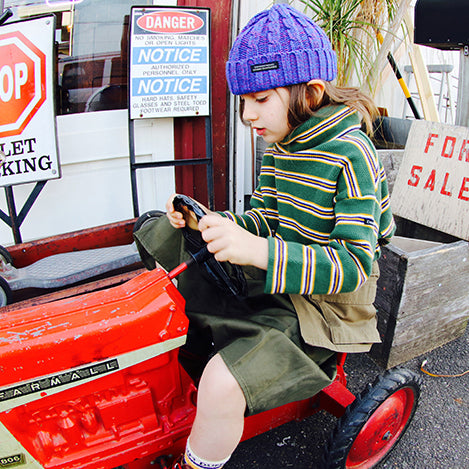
xmin=224 ymin=104 xmax=395 ymax=295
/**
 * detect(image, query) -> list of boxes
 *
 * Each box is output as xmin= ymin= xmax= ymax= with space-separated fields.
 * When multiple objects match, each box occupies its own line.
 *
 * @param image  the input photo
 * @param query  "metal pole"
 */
xmin=128 ymin=119 xmax=140 ymax=218
xmin=377 ymin=30 xmax=422 ymax=120
xmin=456 ymin=46 xmax=469 ymax=128
xmin=0 ymin=7 xmax=12 ymax=25
xmin=5 ymin=187 xmax=22 ymax=244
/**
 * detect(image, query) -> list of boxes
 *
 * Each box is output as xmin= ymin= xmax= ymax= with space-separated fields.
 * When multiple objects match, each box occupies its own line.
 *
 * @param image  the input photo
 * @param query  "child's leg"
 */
xmin=187 ymin=353 xmax=246 ymax=463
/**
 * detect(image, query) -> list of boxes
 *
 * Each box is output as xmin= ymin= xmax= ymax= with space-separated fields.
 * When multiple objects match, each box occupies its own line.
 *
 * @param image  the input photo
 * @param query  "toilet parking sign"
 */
xmin=129 ymin=7 xmax=210 ymax=119
xmin=0 ymin=16 xmax=60 ymax=186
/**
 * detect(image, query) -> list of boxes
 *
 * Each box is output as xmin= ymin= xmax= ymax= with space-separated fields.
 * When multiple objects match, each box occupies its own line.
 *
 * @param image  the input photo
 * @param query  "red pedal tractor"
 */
xmin=0 ymin=209 xmax=421 ymax=469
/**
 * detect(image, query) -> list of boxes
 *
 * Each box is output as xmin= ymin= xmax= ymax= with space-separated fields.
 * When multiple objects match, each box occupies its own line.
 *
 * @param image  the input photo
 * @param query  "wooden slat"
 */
xmin=403 ymin=12 xmax=439 ymax=122
xmin=399 ymin=241 xmax=469 ymax=317
xmin=367 ymin=0 xmax=412 ymax=90
xmin=372 ymin=235 xmax=469 ymax=369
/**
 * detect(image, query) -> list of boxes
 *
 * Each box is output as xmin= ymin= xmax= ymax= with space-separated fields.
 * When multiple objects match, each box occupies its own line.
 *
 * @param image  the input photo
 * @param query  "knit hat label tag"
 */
xmin=250 ymin=61 xmax=279 ymax=73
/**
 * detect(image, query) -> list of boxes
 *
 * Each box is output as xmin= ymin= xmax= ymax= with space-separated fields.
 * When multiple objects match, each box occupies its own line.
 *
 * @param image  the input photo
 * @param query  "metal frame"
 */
xmin=456 ymin=46 xmax=469 ymax=127
xmin=128 ymin=116 xmax=214 ymax=217
xmin=0 ymin=182 xmax=47 ymax=244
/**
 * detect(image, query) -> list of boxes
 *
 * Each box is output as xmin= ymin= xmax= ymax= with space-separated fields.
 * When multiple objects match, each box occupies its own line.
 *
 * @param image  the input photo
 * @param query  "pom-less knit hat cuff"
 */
xmin=226 ymin=4 xmax=337 ymax=95
xmin=226 ymin=49 xmax=337 ymax=95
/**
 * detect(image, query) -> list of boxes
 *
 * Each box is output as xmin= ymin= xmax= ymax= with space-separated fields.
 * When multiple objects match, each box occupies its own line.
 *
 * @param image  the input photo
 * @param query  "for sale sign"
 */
xmin=129 ymin=7 xmax=210 ymax=119
xmin=391 ymin=120 xmax=469 ymax=240
xmin=0 ymin=16 xmax=60 ymax=187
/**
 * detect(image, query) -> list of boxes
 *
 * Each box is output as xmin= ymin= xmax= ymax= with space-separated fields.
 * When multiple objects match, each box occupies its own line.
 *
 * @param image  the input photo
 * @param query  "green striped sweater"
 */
xmin=224 ymin=104 xmax=395 ymax=295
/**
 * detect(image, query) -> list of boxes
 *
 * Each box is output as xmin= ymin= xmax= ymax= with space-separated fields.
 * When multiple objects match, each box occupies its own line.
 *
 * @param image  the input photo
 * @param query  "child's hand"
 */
xmin=165 ymin=194 xmax=210 ymax=231
xmin=165 ymin=194 xmax=199 ymax=230
xmin=199 ymin=214 xmax=268 ymax=270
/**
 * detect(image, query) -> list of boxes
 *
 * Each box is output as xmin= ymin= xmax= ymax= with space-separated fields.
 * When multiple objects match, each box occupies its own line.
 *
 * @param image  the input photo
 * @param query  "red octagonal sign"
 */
xmin=0 ymin=31 xmax=46 ymax=138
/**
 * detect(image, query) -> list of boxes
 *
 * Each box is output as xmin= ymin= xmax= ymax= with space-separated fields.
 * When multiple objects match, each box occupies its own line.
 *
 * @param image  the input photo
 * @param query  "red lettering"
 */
xmin=441 ymin=136 xmax=456 ymax=158
xmin=458 ymin=177 xmax=469 ymax=201
xmin=424 ymin=169 xmax=436 ymax=191
xmin=424 ymin=133 xmax=438 ymax=153
xmin=408 ymin=165 xmax=422 ymax=187
xmin=458 ymin=139 xmax=469 ymax=162
xmin=440 ymin=172 xmax=452 ymax=196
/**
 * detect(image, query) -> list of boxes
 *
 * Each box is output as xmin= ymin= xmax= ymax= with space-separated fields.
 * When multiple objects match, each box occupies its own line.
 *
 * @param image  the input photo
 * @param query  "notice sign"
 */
xmin=0 ymin=16 xmax=60 ymax=187
xmin=129 ymin=7 xmax=210 ymax=119
xmin=391 ymin=120 xmax=469 ymax=240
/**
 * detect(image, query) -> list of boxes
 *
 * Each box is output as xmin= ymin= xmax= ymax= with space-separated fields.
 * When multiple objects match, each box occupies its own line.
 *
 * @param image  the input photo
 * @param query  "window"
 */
xmin=5 ymin=0 xmax=152 ymax=114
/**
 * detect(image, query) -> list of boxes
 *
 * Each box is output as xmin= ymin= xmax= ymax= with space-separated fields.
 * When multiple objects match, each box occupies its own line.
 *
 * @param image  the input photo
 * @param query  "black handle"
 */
xmin=0 ymin=9 xmax=13 ymax=26
xmin=172 ymin=194 xmax=207 ymax=222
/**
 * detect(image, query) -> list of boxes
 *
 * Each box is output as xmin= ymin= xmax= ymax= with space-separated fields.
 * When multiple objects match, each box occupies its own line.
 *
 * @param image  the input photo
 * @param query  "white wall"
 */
xmin=0 ymin=110 xmax=175 ymax=245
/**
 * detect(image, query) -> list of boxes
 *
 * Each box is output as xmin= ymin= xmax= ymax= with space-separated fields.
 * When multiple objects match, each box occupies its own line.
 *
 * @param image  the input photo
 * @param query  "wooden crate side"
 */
xmin=398 ymin=240 xmax=469 ymax=318
xmin=386 ymin=296 xmax=469 ymax=367
xmin=371 ymin=244 xmax=408 ymax=367
xmin=378 ymin=149 xmax=403 ymax=195
xmin=370 ymin=238 xmax=469 ymax=368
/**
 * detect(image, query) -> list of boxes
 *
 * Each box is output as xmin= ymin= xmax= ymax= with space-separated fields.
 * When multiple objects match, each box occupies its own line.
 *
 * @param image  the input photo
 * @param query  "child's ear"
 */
xmin=306 ymin=79 xmax=326 ymax=107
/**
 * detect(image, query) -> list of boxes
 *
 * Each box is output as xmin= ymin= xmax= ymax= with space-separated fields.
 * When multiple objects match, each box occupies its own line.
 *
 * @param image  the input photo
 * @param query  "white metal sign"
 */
xmin=0 ymin=15 xmax=60 ymax=187
xmin=391 ymin=120 xmax=469 ymax=240
xmin=129 ymin=7 xmax=210 ymax=120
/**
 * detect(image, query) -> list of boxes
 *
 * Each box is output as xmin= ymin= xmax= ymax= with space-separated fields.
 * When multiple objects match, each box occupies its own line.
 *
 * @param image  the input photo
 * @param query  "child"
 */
xmin=134 ymin=4 xmax=395 ymax=469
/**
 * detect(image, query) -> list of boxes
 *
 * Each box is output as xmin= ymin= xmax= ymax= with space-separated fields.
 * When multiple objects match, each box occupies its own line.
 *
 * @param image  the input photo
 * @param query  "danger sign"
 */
xmin=129 ymin=7 xmax=210 ymax=119
xmin=0 ymin=16 xmax=60 ymax=187
xmin=391 ymin=120 xmax=469 ymax=240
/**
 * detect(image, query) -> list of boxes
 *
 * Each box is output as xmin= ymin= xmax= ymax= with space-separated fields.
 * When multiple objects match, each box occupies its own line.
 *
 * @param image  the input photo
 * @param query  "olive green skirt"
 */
xmin=134 ymin=216 xmax=336 ymax=415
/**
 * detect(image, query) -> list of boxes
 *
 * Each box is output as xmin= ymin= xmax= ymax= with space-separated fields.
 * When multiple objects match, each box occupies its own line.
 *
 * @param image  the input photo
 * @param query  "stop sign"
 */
xmin=0 ymin=31 xmax=46 ymax=138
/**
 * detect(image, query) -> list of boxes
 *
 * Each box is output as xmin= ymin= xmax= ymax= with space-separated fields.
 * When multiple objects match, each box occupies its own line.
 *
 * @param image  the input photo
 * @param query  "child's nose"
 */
xmin=243 ymin=106 xmax=256 ymax=122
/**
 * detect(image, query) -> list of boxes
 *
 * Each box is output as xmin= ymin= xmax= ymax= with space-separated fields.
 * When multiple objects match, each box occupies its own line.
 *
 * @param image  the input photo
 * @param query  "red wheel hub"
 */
xmin=346 ymin=387 xmax=415 ymax=468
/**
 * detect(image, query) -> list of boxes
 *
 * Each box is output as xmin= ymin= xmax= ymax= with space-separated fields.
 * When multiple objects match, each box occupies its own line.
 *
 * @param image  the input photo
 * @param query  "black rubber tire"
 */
xmin=0 ymin=244 xmax=13 ymax=266
xmin=133 ymin=210 xmax=165 ymax=233
xmin=0 ymin=276 xmax=12 ymax=307
xmin=323 ymin=367 xmax=422 ymax=469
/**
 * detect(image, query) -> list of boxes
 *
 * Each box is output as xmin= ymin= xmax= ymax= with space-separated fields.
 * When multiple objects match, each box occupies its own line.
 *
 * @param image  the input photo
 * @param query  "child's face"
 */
xmin=241 ymin=88 xmax=291 ymax=143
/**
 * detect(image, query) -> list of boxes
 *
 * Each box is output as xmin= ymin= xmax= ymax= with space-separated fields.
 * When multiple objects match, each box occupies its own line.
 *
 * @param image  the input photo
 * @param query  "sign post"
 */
xmin=128 ymin=6 xmax=213 ymax=216
xmin=0 ymin=15 xmax=59 ymax=243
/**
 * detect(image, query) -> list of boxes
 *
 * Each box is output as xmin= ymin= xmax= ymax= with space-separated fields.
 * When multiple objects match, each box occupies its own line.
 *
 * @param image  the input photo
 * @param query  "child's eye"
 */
xmin=256 ymin=95 xmax=268 ymax=103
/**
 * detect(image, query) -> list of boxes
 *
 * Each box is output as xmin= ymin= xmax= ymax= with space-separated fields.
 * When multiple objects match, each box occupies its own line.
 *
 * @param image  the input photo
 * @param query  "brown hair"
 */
xmin=286 ymin=82 xmax=378 ymax=135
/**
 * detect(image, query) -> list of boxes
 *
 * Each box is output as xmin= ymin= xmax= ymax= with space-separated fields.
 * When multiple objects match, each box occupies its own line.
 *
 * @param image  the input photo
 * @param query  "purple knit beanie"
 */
xmin=226 ymin=4 xmax=337 ymax=95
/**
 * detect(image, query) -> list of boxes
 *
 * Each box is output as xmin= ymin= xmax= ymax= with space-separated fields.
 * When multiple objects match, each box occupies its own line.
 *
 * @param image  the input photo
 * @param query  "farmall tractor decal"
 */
xmin=0 ymin=31 xmax=46 ymax=138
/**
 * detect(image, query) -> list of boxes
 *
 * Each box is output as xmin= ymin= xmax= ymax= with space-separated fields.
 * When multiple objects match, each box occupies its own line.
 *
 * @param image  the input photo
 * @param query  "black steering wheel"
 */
xmin=173 ymin=194 xmax=247 ymax=297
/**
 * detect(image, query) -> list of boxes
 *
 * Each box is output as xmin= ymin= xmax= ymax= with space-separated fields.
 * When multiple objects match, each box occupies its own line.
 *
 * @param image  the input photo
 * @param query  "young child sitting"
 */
xmin=134 ymin=4 xmax=395 ymax=469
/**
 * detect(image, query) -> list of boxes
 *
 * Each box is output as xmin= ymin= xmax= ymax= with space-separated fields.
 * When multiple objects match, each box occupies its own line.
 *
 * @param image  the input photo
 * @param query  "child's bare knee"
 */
xmin=198 ymin=354 xmax=245 ymax=412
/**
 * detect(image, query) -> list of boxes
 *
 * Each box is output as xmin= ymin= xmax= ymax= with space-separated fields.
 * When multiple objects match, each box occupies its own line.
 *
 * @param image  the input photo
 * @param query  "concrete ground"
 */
xmin=226 ymin=325 xmax=469 ymax=469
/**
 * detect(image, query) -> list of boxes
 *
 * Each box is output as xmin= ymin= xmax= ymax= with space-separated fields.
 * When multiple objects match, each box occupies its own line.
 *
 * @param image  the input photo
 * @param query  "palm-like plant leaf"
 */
xmin=295 ymin=0 xmax=397 ymax=90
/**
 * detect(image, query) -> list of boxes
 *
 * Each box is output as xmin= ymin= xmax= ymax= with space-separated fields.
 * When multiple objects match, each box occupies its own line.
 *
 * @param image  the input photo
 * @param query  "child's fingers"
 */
xmin=165 ymin=194 xmax=186 ymax=229
xmin=199 ymin=215 xmax=244 ymax=261
xmin=198 ymin=213 xmax=224 ymax=233
xmin=165 ymin=193 xmax=177 ymax=213
xmin=199 ymin=214 xmax=268 ymax=268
